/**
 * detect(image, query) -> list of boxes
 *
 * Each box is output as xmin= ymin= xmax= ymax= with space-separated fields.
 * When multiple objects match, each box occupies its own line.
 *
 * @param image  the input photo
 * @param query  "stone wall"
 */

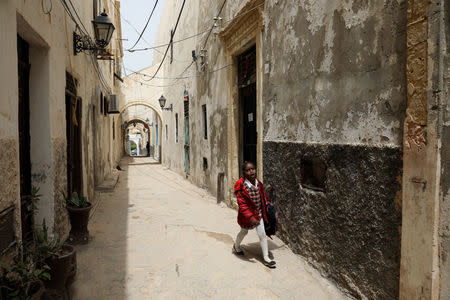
xmin=52 ymin=137 xmax=69 ymax=239
xmin=439 ymin=0 xmax=450 ymax=297
xmin=262 ymin=0 xmax=407 ymax=298
xmin=264 ymin=142 xmax=402 ymax=299
xmin=0 ymin=0 xmax=123 ymax=249
xmin=154 ymin=0 xmax=231 ymax=197
xmin=0 ymin=139 xmax=21 ymax=243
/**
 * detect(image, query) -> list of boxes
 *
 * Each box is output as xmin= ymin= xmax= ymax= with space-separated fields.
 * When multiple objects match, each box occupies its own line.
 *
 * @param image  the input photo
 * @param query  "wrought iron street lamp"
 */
xmin=73 ymin=10 xmax=115 ymax=56
xmin=159 ymin=95 xmax=173 ymax=111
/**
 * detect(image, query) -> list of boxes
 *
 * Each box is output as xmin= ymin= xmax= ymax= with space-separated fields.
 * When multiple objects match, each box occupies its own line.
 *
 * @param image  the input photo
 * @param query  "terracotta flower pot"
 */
xmin=66 ymin=203 xmax=92 ymax=245
xmin=30 ymin=280 xmax=45 ymax=300
xmin=66 ymin=249 xmax=77 ymax=286
xmin=44 ymin=245 xmax=75 ymax=293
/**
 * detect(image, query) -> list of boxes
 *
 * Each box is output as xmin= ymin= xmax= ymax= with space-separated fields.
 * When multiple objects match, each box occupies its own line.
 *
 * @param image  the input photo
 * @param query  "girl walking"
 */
xmin=233 ymin=161 xmax=276 ymax=268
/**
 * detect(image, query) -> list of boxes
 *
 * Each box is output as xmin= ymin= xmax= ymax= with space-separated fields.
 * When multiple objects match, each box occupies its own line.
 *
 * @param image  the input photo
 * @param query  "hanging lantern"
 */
xmin=92 ymin=10 xmax=115 ymax=49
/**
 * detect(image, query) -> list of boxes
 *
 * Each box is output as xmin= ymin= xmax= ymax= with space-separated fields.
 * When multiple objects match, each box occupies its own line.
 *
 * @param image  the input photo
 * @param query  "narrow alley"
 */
xmin=2 ymin=0 xmax=450 ymax=299
xmin=70 ymin=157 xmax=347 ymax=299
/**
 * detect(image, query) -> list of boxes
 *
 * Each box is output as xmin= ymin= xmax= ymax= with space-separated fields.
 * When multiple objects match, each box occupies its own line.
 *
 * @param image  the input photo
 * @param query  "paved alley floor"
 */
xmin=70 ymin=157 xmax=349 ymax=300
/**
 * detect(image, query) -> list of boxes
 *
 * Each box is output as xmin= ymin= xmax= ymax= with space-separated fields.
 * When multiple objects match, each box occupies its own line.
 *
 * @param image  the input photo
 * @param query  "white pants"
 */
xmin=235 ymin=218 xmax=270 ymax=262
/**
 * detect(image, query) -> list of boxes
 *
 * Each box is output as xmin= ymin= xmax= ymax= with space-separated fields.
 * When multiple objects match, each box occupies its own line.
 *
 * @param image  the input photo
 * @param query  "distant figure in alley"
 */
xmin=233 ymin=161 xmax=276 ymax=268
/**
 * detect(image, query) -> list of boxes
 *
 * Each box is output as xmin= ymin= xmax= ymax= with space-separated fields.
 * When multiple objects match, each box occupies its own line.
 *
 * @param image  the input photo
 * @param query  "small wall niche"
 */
xmin=301 ymin=158 xmax=327 ymax=192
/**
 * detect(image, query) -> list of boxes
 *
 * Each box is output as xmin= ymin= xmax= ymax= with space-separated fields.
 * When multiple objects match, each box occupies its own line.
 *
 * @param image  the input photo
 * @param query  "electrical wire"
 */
xmin=127 ymin=30 xmax=209 ymax=53
xmin=66 ymin=0 xmax=90 ymax=35
xmin=59 ymin=0 xmax=84 ymax=34
xmin=145 ymin=0 xmax=187 ymax=82
xmin=59 ymin=0 xmax=113 ymax=92
xmin=128 ymin=0 xmax=159 ymax=50
xmin=202 ymin=0 xmax=227 ymax=50
xmin=126 ymin=61 xmax=234 ymax=88
xmin=124 ymin=1 xmax=264 ymax=53
xmin=41 ymin=0 xmax=53 ymax=14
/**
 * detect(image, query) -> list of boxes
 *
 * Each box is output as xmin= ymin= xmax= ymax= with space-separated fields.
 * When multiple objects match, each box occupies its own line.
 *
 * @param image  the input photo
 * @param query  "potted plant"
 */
xmin=62 ymin=192 xmax=92 ymax=245
xmin=33 ymin=220 xmax=75 ymax=298
xmin=0 ymin=258 xmax=48 ymax=300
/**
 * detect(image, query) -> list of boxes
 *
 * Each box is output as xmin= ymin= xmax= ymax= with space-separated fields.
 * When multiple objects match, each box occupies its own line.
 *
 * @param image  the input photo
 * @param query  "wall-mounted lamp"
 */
xmin=159 ymin=95 xmax=173 ymax=112
xmin=74 ymin=10 xmax=115 ymax=56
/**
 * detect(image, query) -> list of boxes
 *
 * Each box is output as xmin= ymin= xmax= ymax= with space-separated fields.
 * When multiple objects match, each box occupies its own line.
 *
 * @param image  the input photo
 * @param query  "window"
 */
xmin=112 ymin=118 xmax=115 ymax=140
xmin=100 ymin=92 xmax=103 ymax=114
xmin=93 ymin=0 xmax=98 ymax=19
xmin=103 ymin=96 xmax=108 ymax=116
xmin=175 ymin=113 xmax=179 ymax=143
xmin=301 ymin=158 xmax=327 ymax=192
xmin=170 ymin=29 xmax=174 ymax=64
xmin=165 ymin=125 xmax=168 ymax=140
xmin=202 ymin=104 xmax=207 ymax=139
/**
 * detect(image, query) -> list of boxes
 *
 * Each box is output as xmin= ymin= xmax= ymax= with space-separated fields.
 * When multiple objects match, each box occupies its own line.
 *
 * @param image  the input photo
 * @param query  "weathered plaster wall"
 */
xmin=0 ymin=0 xmax=24 ymax=246
xmin=400 ymin=0 xmax=447 ymax=298
xmin=264 ymin=142 xmax=402 ymax=299
xmin=0 ymin=0 xmax=123 ymax=250
xmin=121 ymin=65 xmax=164 ymax=159
xmin=262 ymin=0 xmax=406 ymax=299
xmin=263 ymin=0 xmax=406 ymax=145
xmin=154 ymin=0 xmax=255 ymax=200
xmin=438 ymin=0 xmax=450 ymax=298
xmin=153 ymin=0 xmax=200 ymax=177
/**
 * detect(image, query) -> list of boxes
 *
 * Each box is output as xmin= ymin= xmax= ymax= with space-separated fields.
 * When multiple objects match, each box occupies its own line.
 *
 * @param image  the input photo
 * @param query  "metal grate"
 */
xmin=238 ymin=46 xmax=256 ymax=87
xmin=184 ymin=100 xmax=189 ymax=117
xmin=66 ymin=72 xmax=78 ymax=95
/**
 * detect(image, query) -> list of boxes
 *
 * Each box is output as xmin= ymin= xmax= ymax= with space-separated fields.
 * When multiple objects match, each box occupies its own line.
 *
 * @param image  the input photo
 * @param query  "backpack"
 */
xmin=264 ymin=201 xmax=278 ymax=237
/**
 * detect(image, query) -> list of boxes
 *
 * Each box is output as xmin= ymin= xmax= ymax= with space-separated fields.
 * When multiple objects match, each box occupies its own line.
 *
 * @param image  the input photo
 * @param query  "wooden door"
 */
xmin=238 ymin=46 xmax=257 ymax=167
xmin=241 ymin=83 xmax=257 ymax=166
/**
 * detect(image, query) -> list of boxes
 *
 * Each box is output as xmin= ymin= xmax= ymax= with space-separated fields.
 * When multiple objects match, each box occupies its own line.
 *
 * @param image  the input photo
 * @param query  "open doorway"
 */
xmin=17 ymin=34 xmax=33 ymax=241
xmin=238 ymin=46 xmax=257 ymax=175
xmin=65 ymin=72 xmax=82 ymax=197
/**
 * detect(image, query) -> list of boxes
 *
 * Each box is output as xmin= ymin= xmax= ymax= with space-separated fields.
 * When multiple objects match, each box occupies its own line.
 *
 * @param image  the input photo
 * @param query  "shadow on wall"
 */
xmin=263 ymin=142 xmax=402 ymax=300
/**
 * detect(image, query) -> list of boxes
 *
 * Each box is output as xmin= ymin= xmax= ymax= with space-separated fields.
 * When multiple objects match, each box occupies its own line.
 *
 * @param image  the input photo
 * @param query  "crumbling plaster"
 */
xmin=263 ymin=0 xmax=406 ymax=147
xmin=0 ymin=0 xmax=123 ymax=247
xmin=262 ymin=0 xmax=407 ymax=299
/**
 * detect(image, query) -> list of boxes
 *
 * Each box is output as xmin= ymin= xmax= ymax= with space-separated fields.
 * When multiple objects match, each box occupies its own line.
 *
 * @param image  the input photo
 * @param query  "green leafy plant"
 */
xmin=32 ymin=220 xmax=64 ymax=262
xmin=62 ymin=191 xmax=89 ymax=208
xmin=0 ymin=258 xmax=49 ymax=299
xmin=26 ymin=186 xmax=41 ymax=213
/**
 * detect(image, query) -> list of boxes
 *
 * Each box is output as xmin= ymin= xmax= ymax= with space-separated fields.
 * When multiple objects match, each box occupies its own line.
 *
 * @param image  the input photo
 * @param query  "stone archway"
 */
xmin=119 ymin=102 xmax=164 ymax=162
xmin=119 ymin=101 xmax=163 ymax=124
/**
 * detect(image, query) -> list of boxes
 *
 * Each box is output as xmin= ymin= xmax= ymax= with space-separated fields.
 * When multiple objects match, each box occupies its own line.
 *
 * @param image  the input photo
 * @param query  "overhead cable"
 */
xmin=145 ymin=0 xmax=187 ymax=82
xmin=125 ymin=1 xmax=264 ymax=53
xmin=128 ymin=0 xmax=159 ymax=50
xmin=126 ymin=61 xmax=234 ymax=82
xmin=59 ymin=0 xmax=112 ymax=92
xmin=202 ymin=0 xmax=227 ymax=50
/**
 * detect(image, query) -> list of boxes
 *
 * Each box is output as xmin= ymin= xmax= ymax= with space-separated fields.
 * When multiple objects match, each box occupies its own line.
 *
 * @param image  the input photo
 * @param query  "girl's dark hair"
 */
xmin=241 ymin=161 xmax=255 ymax=172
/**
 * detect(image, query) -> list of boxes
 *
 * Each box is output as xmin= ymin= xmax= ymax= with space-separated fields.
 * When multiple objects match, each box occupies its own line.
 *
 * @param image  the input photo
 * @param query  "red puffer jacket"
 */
xmin=234 ymin=177 xmax=268 ymax=228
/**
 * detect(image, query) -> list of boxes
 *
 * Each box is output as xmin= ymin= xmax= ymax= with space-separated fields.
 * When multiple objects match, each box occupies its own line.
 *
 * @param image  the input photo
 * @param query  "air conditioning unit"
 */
xmin=108 ymin=94 xmax=120 ymax=114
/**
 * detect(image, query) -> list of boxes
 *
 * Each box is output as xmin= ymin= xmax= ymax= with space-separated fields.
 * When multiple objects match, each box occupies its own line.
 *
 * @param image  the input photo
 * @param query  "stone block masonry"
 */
xmin=264 ymin=141 xmax=402 ymax=299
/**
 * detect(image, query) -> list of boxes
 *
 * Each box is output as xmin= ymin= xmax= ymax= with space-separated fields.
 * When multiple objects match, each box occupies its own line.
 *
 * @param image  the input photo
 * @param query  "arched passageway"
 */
xmin=118 ymin=102 xmax=163 ymax=161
